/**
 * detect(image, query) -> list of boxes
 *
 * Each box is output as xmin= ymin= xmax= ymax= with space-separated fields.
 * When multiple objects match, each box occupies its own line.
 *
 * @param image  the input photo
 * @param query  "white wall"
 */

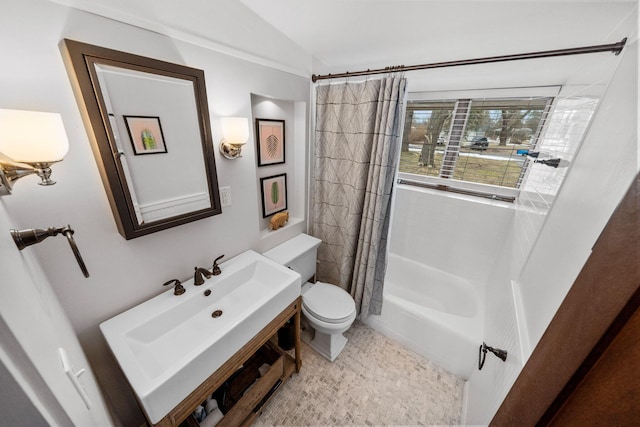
xmin=51 ymin=0 xmax=313 ymax=78
xmin=3 ymin=1 xmax=637 ymax=426
xmin=386 ymin=8 xmax=637 ymax=425
xmin=251 ymin=95 xmax=305 ymax=233
xmin=0 ymin=203 xmax=113 ymax=425
xmin=0 ymin=357 xmax=49 ymax=427
xmin=463 ymin=225 xmax=521 ymax=425
xmin=1 ymin=1 xmax=311 ymax=425
xmin=517 ymin=38 xmax=639 ymax=351
xmin=388 ymin=185 xmax=514 ymax=287
xmin=464 ymin=20 xmax=638 ymax=426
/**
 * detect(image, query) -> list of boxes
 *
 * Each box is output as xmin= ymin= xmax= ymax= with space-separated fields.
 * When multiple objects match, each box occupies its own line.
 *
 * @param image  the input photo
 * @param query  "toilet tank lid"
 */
xmin=263 ymin=233 xmax=322 ymax=265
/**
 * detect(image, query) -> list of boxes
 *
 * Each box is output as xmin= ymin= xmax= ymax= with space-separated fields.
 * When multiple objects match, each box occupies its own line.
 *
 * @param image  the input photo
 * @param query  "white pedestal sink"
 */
xmin=100 ymin=250 xmax=301 ymax=424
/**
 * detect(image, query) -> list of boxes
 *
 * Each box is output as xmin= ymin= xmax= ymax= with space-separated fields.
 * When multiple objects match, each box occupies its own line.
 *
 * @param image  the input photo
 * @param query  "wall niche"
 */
xmin=250 ymin=94 xmax=307 ymax=239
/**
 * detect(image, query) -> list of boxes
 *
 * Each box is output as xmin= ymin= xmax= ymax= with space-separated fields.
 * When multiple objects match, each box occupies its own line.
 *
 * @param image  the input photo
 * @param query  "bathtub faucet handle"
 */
xmin=478 ymin=342 xmax=508 ymax=370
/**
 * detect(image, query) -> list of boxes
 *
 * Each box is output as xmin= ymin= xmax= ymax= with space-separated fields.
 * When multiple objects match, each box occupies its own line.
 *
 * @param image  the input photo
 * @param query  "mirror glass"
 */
xmin=62 ymin=40 xmax=221 ymax=239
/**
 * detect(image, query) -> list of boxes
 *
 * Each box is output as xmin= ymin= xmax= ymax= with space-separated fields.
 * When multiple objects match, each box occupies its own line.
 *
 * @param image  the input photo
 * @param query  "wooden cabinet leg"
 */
xmin=294 ymin=298 xmax=302 ymax=372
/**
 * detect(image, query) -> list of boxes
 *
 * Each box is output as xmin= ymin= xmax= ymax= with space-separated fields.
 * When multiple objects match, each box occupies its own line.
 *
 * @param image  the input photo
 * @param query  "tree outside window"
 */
xmin=400 ymin=97 xmax=551 ymax=189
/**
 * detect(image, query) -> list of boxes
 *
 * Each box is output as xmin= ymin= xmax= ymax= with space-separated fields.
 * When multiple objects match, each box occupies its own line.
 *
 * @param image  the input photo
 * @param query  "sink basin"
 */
xmin=100 ymin=250 xmax=301 ymax=424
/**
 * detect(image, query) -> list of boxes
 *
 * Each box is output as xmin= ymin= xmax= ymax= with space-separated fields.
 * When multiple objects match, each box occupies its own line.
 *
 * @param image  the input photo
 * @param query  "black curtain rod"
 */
xmin=311 ymin=38 xmax=627 ymax=82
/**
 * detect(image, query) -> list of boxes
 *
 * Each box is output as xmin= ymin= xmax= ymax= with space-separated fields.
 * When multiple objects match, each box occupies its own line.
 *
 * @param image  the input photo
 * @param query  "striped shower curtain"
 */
xmin=311 ymin=76 xmax=407 ymax=317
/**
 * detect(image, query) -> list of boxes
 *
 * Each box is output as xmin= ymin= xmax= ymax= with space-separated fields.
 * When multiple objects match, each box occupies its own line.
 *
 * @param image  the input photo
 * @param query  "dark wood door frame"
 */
xmin=491 ymin=172 xmax=640 ymax=425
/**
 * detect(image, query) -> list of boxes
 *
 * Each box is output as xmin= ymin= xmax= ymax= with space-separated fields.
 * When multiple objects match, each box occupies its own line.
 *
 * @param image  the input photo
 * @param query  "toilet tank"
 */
xmin=263 ymin=234 xmax=322 ymax=283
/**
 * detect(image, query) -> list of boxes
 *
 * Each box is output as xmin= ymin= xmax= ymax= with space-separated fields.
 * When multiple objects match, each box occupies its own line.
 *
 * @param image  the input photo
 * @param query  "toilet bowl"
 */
xmin=301 ymin=281 xmax=356 ymax=362
xmin=263 ymin=233 xmax=356 ymax=362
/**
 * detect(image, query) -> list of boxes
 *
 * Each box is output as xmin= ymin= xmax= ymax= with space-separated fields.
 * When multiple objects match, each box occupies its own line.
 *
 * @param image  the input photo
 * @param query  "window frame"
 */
xmin=399 ymin=86 xmax=560 ymax=201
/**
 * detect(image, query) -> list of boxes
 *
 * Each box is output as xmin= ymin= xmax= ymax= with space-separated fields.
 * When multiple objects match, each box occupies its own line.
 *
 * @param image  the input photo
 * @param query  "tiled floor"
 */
xmin=253 ymin=320 xmax=465 ymax=426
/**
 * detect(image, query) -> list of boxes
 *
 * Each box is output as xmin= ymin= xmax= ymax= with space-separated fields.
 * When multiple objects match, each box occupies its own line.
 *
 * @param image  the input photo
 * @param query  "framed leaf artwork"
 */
xmin=123 ymin=115 xmax=168 ymax=155
xmin=256 ymin=118 xmax=285 ymax=166
xmin=260 ymin=173 xmax=287 ymax=217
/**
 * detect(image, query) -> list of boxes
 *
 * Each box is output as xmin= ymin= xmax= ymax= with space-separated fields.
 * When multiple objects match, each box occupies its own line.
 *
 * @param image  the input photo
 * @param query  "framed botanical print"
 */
xmin=260 ymin=173 xmax=287 ymax=217
xmin=255 ymin=118 xmax=285 ymax=166
xmin=123 ymin=115 xmax=168 ymax=155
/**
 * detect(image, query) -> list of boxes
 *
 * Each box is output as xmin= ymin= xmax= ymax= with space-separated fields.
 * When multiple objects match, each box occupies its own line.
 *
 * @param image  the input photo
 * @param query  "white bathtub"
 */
xmin=365 ymin=253 xmax=483 ymax=378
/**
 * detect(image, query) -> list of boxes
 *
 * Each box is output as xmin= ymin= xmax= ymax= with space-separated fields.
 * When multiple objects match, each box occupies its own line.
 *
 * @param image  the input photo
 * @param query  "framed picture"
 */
xmin=123 ymin=115 xmax=168 ymax=155
xmin=256 ymin=118 xmax=285 ymax=166
xmin=260 ymin=173 xmax=287 ymax=217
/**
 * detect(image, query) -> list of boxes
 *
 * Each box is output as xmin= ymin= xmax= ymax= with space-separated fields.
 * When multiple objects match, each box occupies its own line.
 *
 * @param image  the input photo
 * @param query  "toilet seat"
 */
xmin=302 ymin=282 xmax=356 ymax=324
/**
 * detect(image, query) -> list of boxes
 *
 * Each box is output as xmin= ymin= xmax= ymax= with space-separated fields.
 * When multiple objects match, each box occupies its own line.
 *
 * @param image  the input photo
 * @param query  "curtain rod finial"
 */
xmin=614 ymin=37 xmax=627 ymax=56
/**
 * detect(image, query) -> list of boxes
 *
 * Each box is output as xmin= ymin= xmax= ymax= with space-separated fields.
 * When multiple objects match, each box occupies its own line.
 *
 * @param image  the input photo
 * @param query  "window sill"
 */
xmin=397 ymin=173 xmax=518 ymax=203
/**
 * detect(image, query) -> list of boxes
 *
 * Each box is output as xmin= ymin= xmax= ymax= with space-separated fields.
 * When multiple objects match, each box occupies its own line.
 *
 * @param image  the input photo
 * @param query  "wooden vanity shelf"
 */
xmin=153 ymin=297 xmax=302 ymax=427
xmin=215 ymin=342 xmax=291 ymax=426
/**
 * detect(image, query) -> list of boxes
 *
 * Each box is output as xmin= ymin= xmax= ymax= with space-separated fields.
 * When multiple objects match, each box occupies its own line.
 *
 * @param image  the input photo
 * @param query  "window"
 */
xmin=400 ymin=92 xmax=554 ymax=200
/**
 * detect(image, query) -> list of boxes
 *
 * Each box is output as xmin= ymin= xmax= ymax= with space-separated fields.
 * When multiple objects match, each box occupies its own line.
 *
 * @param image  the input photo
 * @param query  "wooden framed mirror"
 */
xmin=62 ymin=39 xmax=221 ymax=239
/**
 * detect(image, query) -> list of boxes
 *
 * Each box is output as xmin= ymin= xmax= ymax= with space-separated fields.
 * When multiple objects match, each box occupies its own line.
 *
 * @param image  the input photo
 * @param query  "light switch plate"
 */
xmin=220 ymin=186 xmax=232 ymax=207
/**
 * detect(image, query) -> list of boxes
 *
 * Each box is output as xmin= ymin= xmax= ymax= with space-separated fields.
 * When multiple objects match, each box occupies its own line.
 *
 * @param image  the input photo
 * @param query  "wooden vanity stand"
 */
xmin=151 ymin=297 xmax=302 ymax=427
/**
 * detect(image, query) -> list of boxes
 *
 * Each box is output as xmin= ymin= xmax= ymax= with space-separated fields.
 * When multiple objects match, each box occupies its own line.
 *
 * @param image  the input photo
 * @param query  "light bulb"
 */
xmin=0 ymin=109 xmax=69 ymax=162
xmin=221 ymin=117 xmax=249 ymax=146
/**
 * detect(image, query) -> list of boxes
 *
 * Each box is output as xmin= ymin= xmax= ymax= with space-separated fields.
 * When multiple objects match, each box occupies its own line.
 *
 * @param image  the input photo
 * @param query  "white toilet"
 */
xmin=264 ymin=233 xmax=356 ymax=362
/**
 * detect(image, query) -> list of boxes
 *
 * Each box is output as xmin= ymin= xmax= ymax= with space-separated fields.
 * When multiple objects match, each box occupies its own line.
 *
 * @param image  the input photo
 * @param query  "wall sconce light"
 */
xmin=219 ymin=117 xmax=249 ymax=159
xmin=0 ymin=109 xmax=69 ymax=195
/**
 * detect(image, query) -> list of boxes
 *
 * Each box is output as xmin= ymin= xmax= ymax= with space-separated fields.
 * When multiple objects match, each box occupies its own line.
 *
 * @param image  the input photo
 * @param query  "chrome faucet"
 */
xmin=212 ymin=255 xmax=224 ymax=276
xmin=194 ymin=267 xmax=212 ymax=286
xmin=163 ymin=279 xmax=185 ymax=295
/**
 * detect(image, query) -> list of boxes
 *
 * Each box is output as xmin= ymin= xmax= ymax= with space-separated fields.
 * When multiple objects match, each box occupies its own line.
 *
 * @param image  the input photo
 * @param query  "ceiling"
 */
xmin=52 ymin=0 xmax=636 ymax=81
xmin=238 ymin=0 xmax=635 ymax=73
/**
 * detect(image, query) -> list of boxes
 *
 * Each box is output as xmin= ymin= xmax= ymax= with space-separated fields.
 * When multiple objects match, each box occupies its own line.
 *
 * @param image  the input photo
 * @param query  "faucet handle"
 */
xmin=212 ymin=255 xmax=224 ymax=276
xmin=163 ymin=279 xmax=185 ymax=295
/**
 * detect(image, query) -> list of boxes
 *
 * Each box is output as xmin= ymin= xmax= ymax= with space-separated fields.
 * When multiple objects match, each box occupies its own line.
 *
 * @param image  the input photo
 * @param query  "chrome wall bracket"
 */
xmin=0 ymin=153 xmax=60 ymax=196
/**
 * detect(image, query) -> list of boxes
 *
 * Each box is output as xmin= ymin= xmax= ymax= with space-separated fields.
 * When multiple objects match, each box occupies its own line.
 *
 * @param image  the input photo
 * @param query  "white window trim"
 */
xmin=400 ymin=86 xmax=561 ymax=201
xmin=396 ymin=173 xmax=520 ymax=202
xmin=407 ymin=86 xmax=561 ymax=102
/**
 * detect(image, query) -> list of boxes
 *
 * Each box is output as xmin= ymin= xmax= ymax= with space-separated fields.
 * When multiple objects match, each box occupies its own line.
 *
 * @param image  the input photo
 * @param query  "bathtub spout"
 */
xmin=489 ymin=346 xmax=508 ymax=361
xmin=478 ymin=342 xmax=508 ymax=370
